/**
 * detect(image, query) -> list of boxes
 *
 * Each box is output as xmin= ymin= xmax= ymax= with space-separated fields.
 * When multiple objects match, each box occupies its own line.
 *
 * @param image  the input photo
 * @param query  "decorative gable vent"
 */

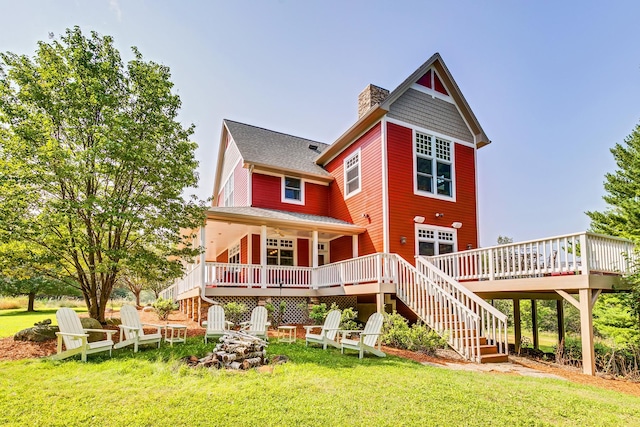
xmin=358 ymin=84 xmax=389 ymax=118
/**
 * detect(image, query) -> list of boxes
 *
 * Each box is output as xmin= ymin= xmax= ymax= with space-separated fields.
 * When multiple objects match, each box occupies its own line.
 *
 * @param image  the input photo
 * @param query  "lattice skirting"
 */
xmin=319 ymin=296 xmax=358 ymax=310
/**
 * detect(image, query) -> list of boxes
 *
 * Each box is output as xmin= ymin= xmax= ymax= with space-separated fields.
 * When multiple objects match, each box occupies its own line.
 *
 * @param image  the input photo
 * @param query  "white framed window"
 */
xmin=282 ymin=176 xmax=304 ymax=205
xmin=344 ymin=149 xmax=361 ymax=198
xmin=266 ymin=238 xmax=295 ymax=266
xmin=223 ymin=171 xmax=234 ymax=207
xmin=414 ymin=130 xmax=454 ymax=200
xmin=228 ymin=244 xmax=240 ymax=264
xmin=415 ymin=226 xmax=456 ymax=256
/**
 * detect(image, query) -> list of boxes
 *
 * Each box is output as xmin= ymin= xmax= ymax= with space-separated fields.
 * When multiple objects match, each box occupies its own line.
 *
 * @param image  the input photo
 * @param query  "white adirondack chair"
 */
xmin=53 ymin=308 xmax=116 ymax=362
xmin=203 ymin=305 xmax=233 ymax=343
xmin=113 ymin=305 xmax=163 ymax=352
xmin=340 ymin=312 xmax=386 ymax=358
xmin=240 ymin=306 xmax=268 ymax=339
xmin=304 ymin=309 xmax=341 ymax=350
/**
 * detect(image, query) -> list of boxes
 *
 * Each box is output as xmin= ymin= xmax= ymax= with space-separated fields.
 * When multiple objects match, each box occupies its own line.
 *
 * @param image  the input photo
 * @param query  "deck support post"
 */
xmin=531 ymin=299 xmax=539 ymax=350
xmin=556 ymin=299 xmax=565 ymax=347
xmin=376 ymin=292 xmax=384 ymax=314
xmin=513 ymin=299 xmax=521 ymax=354
xmin=579 ymin=288 xmax=597 ymax=376
xmin=260 ymin=225 xmax=267 ymax=288
xmin=197 ymin=297 xmax=201 ymax=325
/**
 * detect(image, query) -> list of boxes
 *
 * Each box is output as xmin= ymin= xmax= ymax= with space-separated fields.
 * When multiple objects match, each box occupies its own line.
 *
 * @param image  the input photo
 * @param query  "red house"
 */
xmin=165 ymin=54 xmax=635 ymax=373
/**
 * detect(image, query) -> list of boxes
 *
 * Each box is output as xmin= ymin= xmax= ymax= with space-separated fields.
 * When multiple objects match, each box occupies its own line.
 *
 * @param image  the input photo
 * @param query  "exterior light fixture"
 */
xmin=435 ymin=213 xmax=444 ymax=218
xmin=400 ymin=236 xmax=407 ymax=245
xmin=413 ymin=216 xmax=425 ymax=223
xmin=451 ymin=222 xmax=462 ymax=229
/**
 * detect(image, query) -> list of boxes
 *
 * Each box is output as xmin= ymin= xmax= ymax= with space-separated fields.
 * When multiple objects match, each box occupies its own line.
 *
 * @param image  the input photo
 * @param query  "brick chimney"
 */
xmin=358 ymin=84 xmax=389 ymax=118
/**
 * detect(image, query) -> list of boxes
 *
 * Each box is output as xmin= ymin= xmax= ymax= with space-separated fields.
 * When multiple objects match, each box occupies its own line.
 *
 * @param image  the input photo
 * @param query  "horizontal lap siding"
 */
xmin=241 ymin=235 xmax=248 ymax=264
xmin=297 ymin=238 xmax=310 ymax=267
xmin=216 ymin=250 xmax=228 ymax=263
xmin=234 ymin=162 xmax=249 ymax=206
xmin=386 ymin=122 xmax=477 ymax=264
xmin=330 ymin=236 xmax=353 ymax=262
xmin=326 ymin=123 xmax=384 ymax=255
xmin=252 ymin=234 xmax=260 ymax=264
xmin=252 ymin=173 xmax=329 ymax=216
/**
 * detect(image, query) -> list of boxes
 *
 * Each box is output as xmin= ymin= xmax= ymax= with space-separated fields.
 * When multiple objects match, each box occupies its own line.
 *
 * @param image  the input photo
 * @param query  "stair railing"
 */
xmin=415 ymin=256 xmax=508 ymax=354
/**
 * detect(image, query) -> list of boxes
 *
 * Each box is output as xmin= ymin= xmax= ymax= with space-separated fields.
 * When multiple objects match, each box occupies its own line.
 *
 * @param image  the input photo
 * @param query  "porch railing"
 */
xmin=427 ymin=232 xmax=635 ymax=282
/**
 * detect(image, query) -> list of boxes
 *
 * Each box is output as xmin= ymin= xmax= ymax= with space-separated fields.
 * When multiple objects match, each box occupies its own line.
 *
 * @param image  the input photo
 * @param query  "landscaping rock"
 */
xmin=80 ymin=318 xmax=105 ymax=342
xmin=14 ymin=319 xmax=59 ymax=342
xmin=142 ymin=306 xmax=154 ymax=312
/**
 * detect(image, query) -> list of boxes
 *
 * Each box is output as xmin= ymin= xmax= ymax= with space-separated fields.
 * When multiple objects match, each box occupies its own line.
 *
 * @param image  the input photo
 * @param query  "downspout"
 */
xmin=381 ymin=117 xmax=390 ymax=253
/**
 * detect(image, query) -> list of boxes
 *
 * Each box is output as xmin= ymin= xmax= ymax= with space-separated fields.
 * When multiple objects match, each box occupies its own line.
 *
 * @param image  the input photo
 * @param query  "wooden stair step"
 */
xmin=479 ymin=344 xmax=498 ymax=355
xmin=480 ymin=353 xmax=509 ymax=364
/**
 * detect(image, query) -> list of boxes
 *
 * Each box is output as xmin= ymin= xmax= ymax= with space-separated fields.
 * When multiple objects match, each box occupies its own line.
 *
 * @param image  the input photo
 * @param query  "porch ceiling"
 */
xmin=204 ymin=207 xmax=365 ymax=260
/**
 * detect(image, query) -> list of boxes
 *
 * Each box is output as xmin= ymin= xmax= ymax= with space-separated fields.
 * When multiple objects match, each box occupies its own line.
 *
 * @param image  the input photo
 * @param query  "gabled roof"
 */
xmin=316 ymin=53 xmax=490 ymax=165
xmin=224 ymin=120 xmax=331 ymax=179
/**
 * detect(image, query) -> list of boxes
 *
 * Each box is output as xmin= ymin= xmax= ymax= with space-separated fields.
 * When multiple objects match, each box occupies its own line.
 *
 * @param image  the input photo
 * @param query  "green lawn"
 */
xmin=1 ymin=338 xmax=639 ymax=426
xmin=0 ymin=308 xmax=87 ymax=338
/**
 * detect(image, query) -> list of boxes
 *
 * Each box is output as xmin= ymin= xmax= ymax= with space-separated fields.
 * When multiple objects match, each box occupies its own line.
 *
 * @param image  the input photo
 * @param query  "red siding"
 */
xmin=330 ymin=236 xmax=353 ymax=262
xmin=251 ymin=173 xmax=329 ymax=216
xmin=297 ymin=238 xmax=309 ymax=267
xmin=216 ymin=250 xmax=228 ymax=263
xmin=326 ymin=123 xmax=384 ymax=255
xmin=417 ymin=70 xmax=432 ymax=88
xmin=386 ymin=122 xmax=478 ymax=264
xmin=251 ymin=234 xmax=260 ymax=265
xmin=240 ymin=235 xmax=248 ymax=264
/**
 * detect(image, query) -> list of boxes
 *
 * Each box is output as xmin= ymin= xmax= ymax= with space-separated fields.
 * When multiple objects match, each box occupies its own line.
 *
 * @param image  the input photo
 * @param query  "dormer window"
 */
xmin=282 ymin=176 xmax=304 ymax=204
xmin=344 ymin=150 xmax=361 ymax=199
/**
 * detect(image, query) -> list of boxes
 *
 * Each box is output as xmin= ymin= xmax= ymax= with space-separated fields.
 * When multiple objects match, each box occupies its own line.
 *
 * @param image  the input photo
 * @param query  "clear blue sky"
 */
xmin=2 ymin=1 xmax=639 ymax=246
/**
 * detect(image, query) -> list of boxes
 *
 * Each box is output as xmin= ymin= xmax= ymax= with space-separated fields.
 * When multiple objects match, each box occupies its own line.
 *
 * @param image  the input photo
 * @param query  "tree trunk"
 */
xmin=134 ymin=291 xmax=141 ymax=308
xmin=27 ymin=292 xmax=36 ymax=312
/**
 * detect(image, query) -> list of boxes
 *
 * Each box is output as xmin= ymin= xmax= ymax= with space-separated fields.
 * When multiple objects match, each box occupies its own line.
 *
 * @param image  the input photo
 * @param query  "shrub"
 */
xmin=340 ymin=307 xmax=360 ymax=330
xmin=309 ymin=302 xmax=341 ymax=325
xmin=153 ymin=297 xmax=177 ymax=320
xmin=381 ymin=312 xmax=446 ymax=355
xmin=224 ymin=302 xmax=247 ymax=326
xmin=265 ymin=301 xmax=287 ymax=328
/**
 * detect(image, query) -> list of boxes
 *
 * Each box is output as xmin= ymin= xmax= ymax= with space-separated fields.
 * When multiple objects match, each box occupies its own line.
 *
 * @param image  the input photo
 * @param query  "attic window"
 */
xmin=416 ymin=69 xmax=449 ymax=96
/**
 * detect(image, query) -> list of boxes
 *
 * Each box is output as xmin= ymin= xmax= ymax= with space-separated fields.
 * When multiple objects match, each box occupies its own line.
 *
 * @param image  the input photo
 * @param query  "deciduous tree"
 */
xmin=0 ymin=27 xmax=203 ymax=322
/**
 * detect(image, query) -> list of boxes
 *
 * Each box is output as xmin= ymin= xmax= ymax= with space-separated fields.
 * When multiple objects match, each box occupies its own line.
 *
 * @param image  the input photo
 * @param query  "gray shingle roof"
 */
xmin=207 ymin=207 xmax=356 ymax=227
xmin=224 ymin=120 xmax=331 ymax=177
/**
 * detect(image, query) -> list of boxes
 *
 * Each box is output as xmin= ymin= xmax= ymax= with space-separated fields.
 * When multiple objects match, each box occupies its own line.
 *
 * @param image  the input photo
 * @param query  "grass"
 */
xmin=0 ymin=308 xmax=88 ymax=338
xmin=1 ymin=339 xmax=640 ymax=426
xmin=509 ymin=329 xmax=561 ymax=353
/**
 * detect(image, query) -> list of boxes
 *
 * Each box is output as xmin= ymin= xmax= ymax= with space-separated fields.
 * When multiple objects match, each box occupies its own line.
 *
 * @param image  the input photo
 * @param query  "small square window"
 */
xmin=282 ymin=177 xmax=304 ymax=204
xmin=344 ymin=151 xmax=361 ymax=198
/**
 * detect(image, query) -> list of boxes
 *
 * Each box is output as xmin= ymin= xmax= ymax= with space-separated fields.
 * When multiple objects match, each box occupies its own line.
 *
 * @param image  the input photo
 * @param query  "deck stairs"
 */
xmin=391 ymin=255 xmax=508 ymax=363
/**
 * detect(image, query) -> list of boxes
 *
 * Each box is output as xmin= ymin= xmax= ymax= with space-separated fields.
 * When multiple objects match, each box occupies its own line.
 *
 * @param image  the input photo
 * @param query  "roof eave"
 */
xmin=205 ymin=209 xmax=365 ymax=235
xmin=316 ymin=105 xmax=388 ymax=165
xmin=247 ymin=162 xmax=334 ymax=183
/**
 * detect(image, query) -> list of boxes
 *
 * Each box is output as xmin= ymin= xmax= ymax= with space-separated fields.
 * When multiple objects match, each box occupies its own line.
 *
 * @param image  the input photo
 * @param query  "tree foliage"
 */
xmin=586 ymin=122 xmax=640 ymax=326
xmin=0 ymin=27 xmax=203 ymax=322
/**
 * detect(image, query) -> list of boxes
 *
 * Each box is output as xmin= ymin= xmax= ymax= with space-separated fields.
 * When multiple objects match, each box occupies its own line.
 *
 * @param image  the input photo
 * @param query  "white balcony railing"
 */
xmin=427 ymin=232 xmax=636 ymax=282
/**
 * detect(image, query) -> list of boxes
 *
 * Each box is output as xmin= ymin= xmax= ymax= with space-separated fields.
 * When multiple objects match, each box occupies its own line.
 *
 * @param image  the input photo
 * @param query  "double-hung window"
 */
xmin=223 ymin=172 xmax=234 ymax=207
xmin=344 ymin=150 xmax=361 ymax=198
xmin=282 ymin=177 xmax=303 ymax=204
xmin=415 ymin=131 xmax=453 ymax=198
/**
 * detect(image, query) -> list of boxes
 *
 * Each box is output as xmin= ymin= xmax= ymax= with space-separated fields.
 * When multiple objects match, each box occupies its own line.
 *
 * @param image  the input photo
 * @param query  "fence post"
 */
xmin=579 ymin=233 xmax=590 ymax=275
xmin=488 ymin=248 xmax=495 ymax=281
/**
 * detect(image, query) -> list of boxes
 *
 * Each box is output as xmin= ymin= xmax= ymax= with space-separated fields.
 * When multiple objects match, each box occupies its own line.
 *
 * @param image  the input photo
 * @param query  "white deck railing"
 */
xmin=427 ymin=232 xmax=635 ymax=282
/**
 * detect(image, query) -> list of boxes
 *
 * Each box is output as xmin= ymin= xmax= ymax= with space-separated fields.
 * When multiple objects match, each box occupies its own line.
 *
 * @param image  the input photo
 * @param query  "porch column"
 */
xmin=312 ymin=231 xmax=319 ymax=289
xmin=531 ymin=299 xmax=539 ymax=350
xmin=260 ymin=225 xmax=267 ymax=288
xmin=200 ymin=226 xmax=206 ymax=287
xmin=352 ymin=235 xmax=358 ymax=258
xmin=557 ymin=299 xmax=565 ymax=346
xmin=579 ymin=288 xmax=596 ymax=376
xmin=513 ymin=299 xmax=521 ymax=354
